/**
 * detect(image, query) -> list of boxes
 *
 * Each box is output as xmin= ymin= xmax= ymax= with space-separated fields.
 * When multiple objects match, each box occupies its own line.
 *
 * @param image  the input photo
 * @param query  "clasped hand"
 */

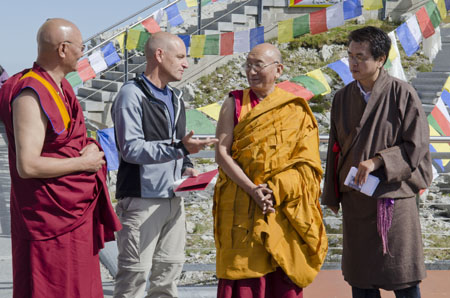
xmin=250 ymin=184 xmax=275 ymax=214
xmin=79 ymin=143 xmax=105 ymax=172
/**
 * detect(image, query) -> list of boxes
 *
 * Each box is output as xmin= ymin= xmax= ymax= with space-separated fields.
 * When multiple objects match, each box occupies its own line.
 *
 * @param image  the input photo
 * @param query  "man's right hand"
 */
xmin=182 ymin=130 xmax=218 ymax=154
xmin=327 ymin=205 xmax=340 ymax=215
xmin=79 ymin=144 xmax=105 ymax=172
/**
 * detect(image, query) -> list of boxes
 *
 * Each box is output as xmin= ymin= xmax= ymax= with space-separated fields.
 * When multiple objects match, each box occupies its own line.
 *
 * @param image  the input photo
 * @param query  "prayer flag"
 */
xmin=142 ymin=17 xmax=161 ymax=33
xmin=77 ymin=58 xmax=96 ymax=82
xmin=290 ymin=75 xmax=327 ymax=96
xmin=363 ymin=0 xmax=383 ymax=10
xmin=250 ymin=27 xmax=265 ymax=49
xmin=416 ymin=6 xmax=435 ymax=38
xmin=178 ymin=35 xmax=191 ymax=54
xmin=97 ymin=127 xmax=119 ymax=171
xmin=276 ymin=81 xmax=314 ymax=100
xmin=310 ymin=9 xmax=327 ymax=35
xmin=204 ymin=34 xmax=220 ymax=55
xmin=165 ymin=3 xmax=184 ymax=27
xmin=423 ymin=26 xmax=442 ymax=62
xmin=137 ymin=31 xmax=151 ymax=52
xmin=428 ymin=93 xmax=450 ymax=171
xmin=387 ymin=31 xmax=406 ymax=81
xmin=116 ymin=33 xmax=125 ymax=53
xmin=190 ymin=35 xmax=206 ymax=58
xmin=425 ymin=0 xmax=442 ymax=28
xmin=88 ymin=50 xmax=108 ymax=74
xmin=220 ymin=32 xmax=234 ymax=55
xmin=395 ymin=16 xmax=421 ymax=56
xmin=306 ymin=69 xmax=331 ymax=95
xmin=185 ymin=0 xmax=197 ymax=7
xmin=234 ymin=30 xmax=250 ymax=53
xmin=293 ymin=14 xmax=310 ymax=37
xmin=278 ymin=19 xmax=294 ymax=43
xmin=327 ymin=58 xmax=354 ymax=85
xmin=197 ymin=103 xmax=222 ymax=121
xmin=126 ymin=29 xmax=141 ymax=50
xmin=326 ymin=2 xmax=345 ymax=29
xmin=186 ymin=109 xmax=216 ymax=135
xmin=66 ymin=71 xmax=83 ymax=88
xmin=436 ymin=0 xmax=448 ymax=19
xmin=202 ymin=0 xmax=212 ymax=6
xmin=102 ymin=42 xmax=121 ymax=66
xmin=443 ymin=76 xmax=450 ymax=92
xmin=152 ymin=9 xmax=164 ymax=24
xmin=133 ymin=24 xmax=146 ymax=31
xmin=344 ymin=0 xmax=362 ymax=20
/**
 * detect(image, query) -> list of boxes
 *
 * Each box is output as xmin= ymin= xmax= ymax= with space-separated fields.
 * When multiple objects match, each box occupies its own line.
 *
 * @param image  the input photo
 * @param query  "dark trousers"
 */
xmin=352 ymin=285 xmax=421 ymax=298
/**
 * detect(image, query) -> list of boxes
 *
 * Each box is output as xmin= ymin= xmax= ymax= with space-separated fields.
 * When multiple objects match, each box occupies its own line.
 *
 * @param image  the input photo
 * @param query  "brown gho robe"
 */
xmin=322 ymin=69 xmax=433 ymax=290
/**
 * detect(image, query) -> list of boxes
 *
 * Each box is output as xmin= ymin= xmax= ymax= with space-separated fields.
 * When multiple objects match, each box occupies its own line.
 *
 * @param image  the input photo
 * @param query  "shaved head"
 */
xmin=144 ymin=31 xmax=183 ymax=60
xmin=37 ymin=18 xmax=82 ymax=55
xmin=248 ymin=43 xmax=282 ymax=64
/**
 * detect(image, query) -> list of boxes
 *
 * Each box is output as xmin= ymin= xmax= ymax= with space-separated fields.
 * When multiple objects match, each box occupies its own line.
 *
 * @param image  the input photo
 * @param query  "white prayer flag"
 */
xmin=327 ymin=2 xmax=345 ymax=29
xmin=407 ymin=15 xmax=423 ymax=47
xmin=233 ymin=30 xmax=250 ymax=53
xmin=152 ymin=8 xmax=164 ymax=24
xmin=423 ymin=26 xmax=442 ymax=62
xmin=88 ymin=50 xmax=108 ymax=74
xmin=387 ymin=31 xmax=406 ymax=81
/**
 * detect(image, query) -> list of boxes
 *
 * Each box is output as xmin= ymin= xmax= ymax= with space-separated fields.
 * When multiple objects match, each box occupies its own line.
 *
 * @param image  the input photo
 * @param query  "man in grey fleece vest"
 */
xmin=112 ymin=32 xmax=217 ymax=298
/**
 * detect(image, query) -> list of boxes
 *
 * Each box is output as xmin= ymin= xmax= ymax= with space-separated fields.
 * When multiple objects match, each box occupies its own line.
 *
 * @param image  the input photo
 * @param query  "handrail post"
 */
xmin=124 ymin=29 xmax=129 ymax=82
xmin=257 ymin=0 xmax=263 ymax=27
xmin=195 ymin=0 xmax=202 ymax=64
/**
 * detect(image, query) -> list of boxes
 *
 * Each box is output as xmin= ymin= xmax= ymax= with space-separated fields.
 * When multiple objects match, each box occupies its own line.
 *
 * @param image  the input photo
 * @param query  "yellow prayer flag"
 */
xmin=429 ymin=125 xmax=450 ymax=166
xmin=197 ymin=103 xmax=222 ymax=121
xmin=306 ymin=69 xmax=331 ymax=95
xmin=363 ymin=0 xmax=383 ymax=10
xmin=190 ymin=35 xmax=206 ymax=58
xmin=435 ymin=0 xmax=448 ymax=20
xmin=126 ymin=29 xmax=141 ymax=51
xmin=388 ymin=44 xmax=398 ymax=62
xmin=116 ymin=33 xmax=125 ymax=53
xmin=443 ymin=76 xmax=450 ymax=92
xmin=278 ymin=19 xmax=294 ymax=44
xmin=185 ymin=0 xmax=197 ymax=7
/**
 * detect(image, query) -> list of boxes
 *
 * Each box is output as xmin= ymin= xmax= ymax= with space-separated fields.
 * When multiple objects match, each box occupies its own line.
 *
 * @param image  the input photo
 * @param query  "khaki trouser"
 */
xmin=113 ymin=197 xmax=186 ymax=298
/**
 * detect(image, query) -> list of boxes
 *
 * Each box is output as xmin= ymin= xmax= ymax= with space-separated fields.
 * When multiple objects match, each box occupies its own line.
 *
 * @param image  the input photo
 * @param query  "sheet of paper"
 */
xmin=344 ymin=166 xmax=380 ymax=196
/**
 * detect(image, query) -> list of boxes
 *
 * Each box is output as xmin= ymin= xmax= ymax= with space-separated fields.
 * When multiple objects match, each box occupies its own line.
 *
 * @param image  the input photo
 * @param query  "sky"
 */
xmin=0 ymin=0 xmax=172 ymax=75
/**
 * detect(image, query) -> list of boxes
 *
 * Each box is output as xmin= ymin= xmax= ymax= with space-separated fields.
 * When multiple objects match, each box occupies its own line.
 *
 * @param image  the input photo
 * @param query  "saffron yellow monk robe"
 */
xmin=213 ymin=87 xmax=328 ymax=288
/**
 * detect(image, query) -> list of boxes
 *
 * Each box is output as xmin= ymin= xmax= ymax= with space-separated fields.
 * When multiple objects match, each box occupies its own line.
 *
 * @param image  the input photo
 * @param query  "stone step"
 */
xmin=415 ymin=71 xmax=450 ymax=79
xmin=411 ymin=77 xmax=448 ymax=86
xmin=414 ymin=84 xmax=446 ymax=92
xmin=91 ymin=79 xmax=123 ymax=92
xmin=202 ymin=29 xmax=221 ymax=35
xmin=79 ymin=98 xmax=106 ymax=112
xmin=116 ymin=63 xmax=146 ymax=74
xmin=102 ymin=70 xmax=136 ymax=81
xmin=129 ymin=55 xmax=146 ymax=64
xmin=211 ymin=12 xmax=248 ymax=24
xmin=417 ymin=91 xmax=439 ymax=104
xmin=77 ymin=87 xmax=116 ymax=102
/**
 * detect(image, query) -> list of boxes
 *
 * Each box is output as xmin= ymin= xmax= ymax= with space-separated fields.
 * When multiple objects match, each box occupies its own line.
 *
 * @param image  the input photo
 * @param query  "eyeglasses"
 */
xmin=244 ymin=61 xmax=279 ymax=72
xmin=62 ymin=41 xmax=86 ymax=52
xmin=347 ymin=54 xmax=372 ymax=64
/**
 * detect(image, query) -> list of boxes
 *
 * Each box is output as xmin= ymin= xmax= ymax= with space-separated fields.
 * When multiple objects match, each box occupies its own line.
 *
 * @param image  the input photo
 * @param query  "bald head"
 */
xmin=37 ymin=18 xmax=82 ymax=55
xmin=144 ymin=31 xmax=184 ymax=61
xmin=248 ymin=43 xmax=282 ymax=64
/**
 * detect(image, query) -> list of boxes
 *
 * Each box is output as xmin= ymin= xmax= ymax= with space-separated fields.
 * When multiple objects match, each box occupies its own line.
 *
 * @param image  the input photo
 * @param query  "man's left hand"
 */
xmin=355 ymin=156 xmax=383 ymax=186
xmin=182 ymin=167 xmax=199 ymax=177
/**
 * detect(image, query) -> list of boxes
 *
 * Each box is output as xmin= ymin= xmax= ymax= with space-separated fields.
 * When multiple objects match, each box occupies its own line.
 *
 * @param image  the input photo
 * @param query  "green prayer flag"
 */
xmin=132 ymin=23 xmax=146 ymax=31
xmin=290 ymin=75 xmax=327 ymax=96
xmin=384 ymin=58 xmax=392 ymax=69
xmin=204 ymin=34 xmax=220 ymax=55
xmin=293 ymin=14 xmax=310 ymax=37
xmin=137 ymin=31 xmax=151 ymax=52
xmin=66 ymin=71 xmax=83 ymax=88
xmin=428 ymin=114 xmax=445 ymax=136
xmin=425 ymin=0 xmax=442 ymax=29
xmin=201 ymin=0 xmax=211 ymax=6
xmin=186 ymin=109 xmax=216 ymax=135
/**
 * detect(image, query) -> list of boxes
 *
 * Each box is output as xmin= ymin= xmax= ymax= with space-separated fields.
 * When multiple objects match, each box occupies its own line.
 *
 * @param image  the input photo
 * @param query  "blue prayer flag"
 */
xmin=178 ymin=34 xmax=191 ymax=54
xmin=327 ymin=59 xmax=354 ymax=85
xmin=343 ymin=0 xmax=362 ymax=20
xmin=97 ymin=127 xmax=119 ymax=171
xmin=165 ymin=3 xmax=184 ymax=27
xmin=429 ymin=144 xmax=444 ymax=172
xmin=441 ymin=90 xmax=450 ymax=108
xmin=395 ymin=22 xmax=420 ymax=57
xmin=250 ymin=26 xmax=265 ymax=50
xmin=101 ymin=42 xmax=121 ymax=67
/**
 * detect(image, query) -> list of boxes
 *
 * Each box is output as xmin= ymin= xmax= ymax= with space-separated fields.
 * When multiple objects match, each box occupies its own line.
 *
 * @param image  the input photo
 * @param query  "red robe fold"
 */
xmin=0 ymin=63 xmax=122 ymax=298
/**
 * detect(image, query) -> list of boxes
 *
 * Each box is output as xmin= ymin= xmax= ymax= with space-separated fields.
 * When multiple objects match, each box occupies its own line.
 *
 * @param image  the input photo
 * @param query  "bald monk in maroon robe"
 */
xmin=0 ymin=18 xmax=121 ymax=298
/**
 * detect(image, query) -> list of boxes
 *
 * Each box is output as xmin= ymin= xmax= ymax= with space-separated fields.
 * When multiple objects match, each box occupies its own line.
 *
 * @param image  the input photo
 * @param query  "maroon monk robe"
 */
xmin=0 ymin=63 xmax=121 ymax=298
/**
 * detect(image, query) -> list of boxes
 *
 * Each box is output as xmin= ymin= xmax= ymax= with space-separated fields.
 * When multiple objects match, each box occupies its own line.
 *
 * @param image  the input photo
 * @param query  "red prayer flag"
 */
xmin=294 ymin=0 xmax=303 ymax=4
xmin=77 ymin=58 xmax=96 ymax=82
xmin=416 ymin=6 xmax=435 ymax=38
xmin=310 ymin=8 xmax=327 ymax=35
xmin=277 ymin=81 xmax=314 ymax=101
xmin=142 ymin=17 xmax=161 ymax=34
xmin=220 ymin=32 xmax=234 ymax=56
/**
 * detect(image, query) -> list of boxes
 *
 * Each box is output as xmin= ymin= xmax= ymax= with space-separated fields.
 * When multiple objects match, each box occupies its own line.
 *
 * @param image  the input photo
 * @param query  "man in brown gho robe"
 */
xmin=322 ymin=26 xmax=432 ymax=298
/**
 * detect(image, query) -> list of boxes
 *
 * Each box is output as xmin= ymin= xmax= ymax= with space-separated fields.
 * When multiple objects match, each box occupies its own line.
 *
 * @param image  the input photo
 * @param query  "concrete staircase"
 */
xmin=412 ymin=27 xmax=450 ymax=114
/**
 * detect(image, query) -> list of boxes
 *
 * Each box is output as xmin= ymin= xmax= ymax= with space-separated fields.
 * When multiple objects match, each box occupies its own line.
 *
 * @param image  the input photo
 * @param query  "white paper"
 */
xmin=344 ymin=166 xmax=380 ymax=196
